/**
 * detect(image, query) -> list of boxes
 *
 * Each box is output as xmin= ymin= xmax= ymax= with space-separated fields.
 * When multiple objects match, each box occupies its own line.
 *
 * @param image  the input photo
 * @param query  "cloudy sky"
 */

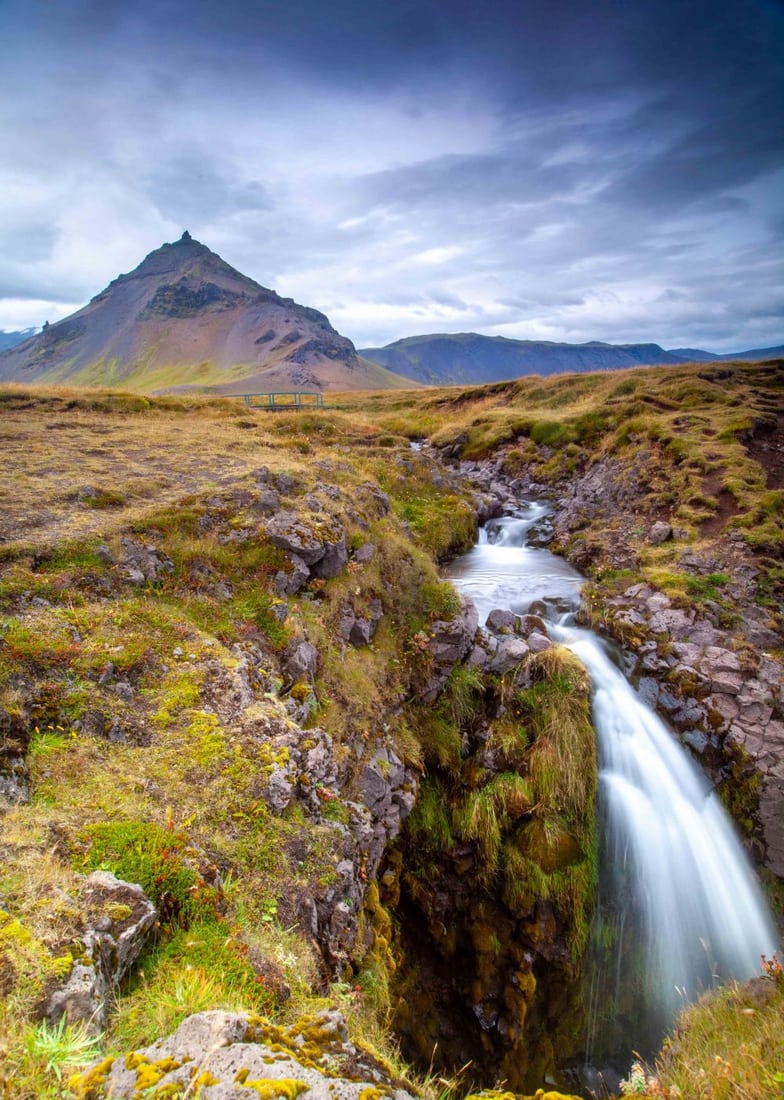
xmin=1 ymin=0 xmax=783 ymax=351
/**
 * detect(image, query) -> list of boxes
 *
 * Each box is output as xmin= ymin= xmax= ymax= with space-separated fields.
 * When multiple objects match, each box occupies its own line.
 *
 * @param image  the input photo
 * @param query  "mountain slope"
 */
xmin=359 ymin=332 xmax=691 ymax=384
xmin=361 ymin=332 xmax=784 ymax=385
xmin=0 ymin=233 xmax=403 ymax=393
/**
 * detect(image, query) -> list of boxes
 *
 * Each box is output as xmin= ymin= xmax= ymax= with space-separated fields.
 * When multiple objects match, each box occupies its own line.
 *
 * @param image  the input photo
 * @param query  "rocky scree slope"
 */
xmin=0 ymin=233 xmax=401 ymax=394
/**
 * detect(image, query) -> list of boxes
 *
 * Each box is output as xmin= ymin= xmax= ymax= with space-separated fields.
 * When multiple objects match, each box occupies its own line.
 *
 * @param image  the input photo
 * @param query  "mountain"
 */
xmin=360 ymin=332 xmax=784 ymax=385
xmin=359 ymin=332 xmax=692 ymax=385
xmin=0 ymin=233 xmax=405 ymax=393
xmin=713 ymin=344 xmax=784 ymax=362
xmin=668 ymin=347 xmax=719 ymax=362
xmin=0 ymin=328 xmax=36 ymax=352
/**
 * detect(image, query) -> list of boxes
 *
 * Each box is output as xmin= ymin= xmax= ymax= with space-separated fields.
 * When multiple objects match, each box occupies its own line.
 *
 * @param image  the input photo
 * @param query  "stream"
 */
xmin=445 ymin=499 xmax=778 ymax=1075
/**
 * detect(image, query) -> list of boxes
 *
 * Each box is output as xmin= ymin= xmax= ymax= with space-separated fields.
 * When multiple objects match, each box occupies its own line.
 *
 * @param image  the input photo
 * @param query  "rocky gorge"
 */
xmin=0 ymin=365 xmax=782 ymax=1099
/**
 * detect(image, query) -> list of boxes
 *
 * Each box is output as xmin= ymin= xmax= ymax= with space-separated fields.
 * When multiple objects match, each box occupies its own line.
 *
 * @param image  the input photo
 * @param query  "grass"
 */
xmin=0 ymin=382 xmax=489 ymax=1098
xmin=341 ymin=359 xmax=784 ymax=603
xmin=618 ymin=962 xmax=784 ymax=1099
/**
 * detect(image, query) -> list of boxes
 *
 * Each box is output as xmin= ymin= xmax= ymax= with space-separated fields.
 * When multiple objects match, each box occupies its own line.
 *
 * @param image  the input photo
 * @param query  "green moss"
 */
xmin=405 ymin=777 xmax=454 ymax=852
xmin=74 ymin=821 xmax=216 ymax=925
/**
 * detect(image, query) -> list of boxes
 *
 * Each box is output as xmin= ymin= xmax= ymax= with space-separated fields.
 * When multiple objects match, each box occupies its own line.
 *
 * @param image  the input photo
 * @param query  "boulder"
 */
xmin=428 ymin=595 xmax=479 ymax=665
xmin=266 ymin=512 xmax=328 ymax=565
xmin=648 ymin=521 xmax=672 ymax=545
xmin=274 ymin=553 xmax=311 ymax=596
xmin=71 ymin=1010 xmax=418 ymax=1100
xmin=488 ymin=637 xmax=530 ymax=675
xmin=311 ymin=532 xmax=348 ymax=579
xmin=43 ymin=872 xmax=156 ymax=1031
xmin=486 ymin=608 xmax=517 ymax=635
xmin=285 ymin=641 xmax=318 ymax=683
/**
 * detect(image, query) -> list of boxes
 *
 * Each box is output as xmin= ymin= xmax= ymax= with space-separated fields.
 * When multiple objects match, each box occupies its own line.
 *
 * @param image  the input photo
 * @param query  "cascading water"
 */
xmin=446 ymin=500 xmax=778 ymax=1067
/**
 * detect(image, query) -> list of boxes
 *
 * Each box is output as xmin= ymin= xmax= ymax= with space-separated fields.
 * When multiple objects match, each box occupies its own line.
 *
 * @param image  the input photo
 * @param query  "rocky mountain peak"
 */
xmin=0 ymin=233 xmax=401 ymax=393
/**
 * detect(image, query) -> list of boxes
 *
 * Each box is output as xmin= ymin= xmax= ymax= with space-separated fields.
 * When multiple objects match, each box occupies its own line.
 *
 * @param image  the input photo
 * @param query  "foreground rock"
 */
xmin=70 ymin=1009 xmax=417 ymax=1099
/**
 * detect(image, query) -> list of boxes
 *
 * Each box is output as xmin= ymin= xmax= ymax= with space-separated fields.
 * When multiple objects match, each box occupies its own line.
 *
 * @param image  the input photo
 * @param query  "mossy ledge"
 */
xmin=388 ymin=647 xmax=598 ymax=1093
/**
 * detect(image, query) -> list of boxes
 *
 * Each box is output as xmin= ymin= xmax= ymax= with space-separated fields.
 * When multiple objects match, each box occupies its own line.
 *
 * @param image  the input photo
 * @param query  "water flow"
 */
xmin=446 ymin=501 xmax=777 ymax=1057
xmin=555 ymin=622 xmax=777 ymax=1053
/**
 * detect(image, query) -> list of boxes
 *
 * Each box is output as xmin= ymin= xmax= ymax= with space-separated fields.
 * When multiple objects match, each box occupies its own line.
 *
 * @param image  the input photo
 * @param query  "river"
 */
xmin=445 ymin=499 xmax=778 ymax=1073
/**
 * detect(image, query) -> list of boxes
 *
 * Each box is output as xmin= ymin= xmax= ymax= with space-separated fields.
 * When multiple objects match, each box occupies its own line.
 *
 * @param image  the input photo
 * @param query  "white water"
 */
xmin=446 ymin=501 xmax=777 ymax=1052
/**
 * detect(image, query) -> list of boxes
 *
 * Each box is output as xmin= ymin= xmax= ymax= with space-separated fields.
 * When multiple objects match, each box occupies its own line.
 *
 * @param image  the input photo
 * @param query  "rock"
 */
xmin=43 ymin=872 xmax=156 ymax=1031
xmin=311 ymin=532 xmax=348 ymax=579
xmin=349 ymin=604 xmax=382 ymax=647
xmin=266 ymin=511 xmax=326 ymax=565
xmin=429 ymin=595 xmax=479 ymax=665
xmin=0 ymin=756 xmax=29 ymax=804
xmin=285 ymin=641 xmax=318 ymax=684
xmin=516 ymin=613 xmax=548 ymax=637
xmin=0 ymin=697 xmax=32 ymax=805
xmin=359 ymin=482 xmax=390 ymax=517
xmin=527 ymin=631 xmax=552 ymax=653
xmin=740 ymin=605 xmax=782 ymax=649
xmin=648 ymin=521 xmax=672 ymax=545
xmin=71 ymin=1010 xmax=419 ymax=1100
xmin=488 ymin=636 xmax=530 ymax=675
xmin=353 ymin=543 xmax=375 ymax=563
xmin=486 ymin=608 xmax=517 ymax=635
xmin=274 ymin=553 xmax=311 ymax=596
xmin=258 ymin=489 xmax=280 ymax=515
xmin=274 ymin=472 xmax=298 ymax=494
xmin=119 ymin=537 xmax=174 ymax=585
xmin=356 ymin=743 xmax=416 ymax=881
xmin=683 ymin=729 xmax=710 ymax=755
xmin=648 ymin=608 xmax=695 ymax=638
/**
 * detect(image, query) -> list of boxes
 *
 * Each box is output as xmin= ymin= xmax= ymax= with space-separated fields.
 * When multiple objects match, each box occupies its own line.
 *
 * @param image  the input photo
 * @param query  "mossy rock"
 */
xmin=518 ymin=820 xmax=582 ymax=873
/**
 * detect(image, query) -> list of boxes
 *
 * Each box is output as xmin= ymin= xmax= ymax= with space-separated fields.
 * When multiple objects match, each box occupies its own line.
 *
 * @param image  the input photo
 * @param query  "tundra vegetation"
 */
xmin=0 ymin=358 xmax=782 ymax=1100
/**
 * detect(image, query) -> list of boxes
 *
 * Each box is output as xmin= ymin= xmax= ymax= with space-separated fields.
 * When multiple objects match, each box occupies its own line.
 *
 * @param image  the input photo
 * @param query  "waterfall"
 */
xmin=446 ymin=501 xmax=777 ymax=1061
xmin=555 ymin=623 xmax=777 ymax=1056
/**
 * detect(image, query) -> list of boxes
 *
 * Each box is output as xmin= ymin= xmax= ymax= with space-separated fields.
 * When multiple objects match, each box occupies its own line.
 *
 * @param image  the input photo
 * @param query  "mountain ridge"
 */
xmin=360 ymin=331 xmax=784 ymax=385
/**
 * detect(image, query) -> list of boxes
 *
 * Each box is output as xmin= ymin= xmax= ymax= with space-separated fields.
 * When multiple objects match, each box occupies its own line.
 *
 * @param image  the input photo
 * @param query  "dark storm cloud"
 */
xmin=0 ymin=0 xmax=782 ymax=348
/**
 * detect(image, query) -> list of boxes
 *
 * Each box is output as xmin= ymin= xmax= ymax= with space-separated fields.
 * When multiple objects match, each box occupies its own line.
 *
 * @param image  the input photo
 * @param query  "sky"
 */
xmin=1 ymin=0 xmax=783 ymax=352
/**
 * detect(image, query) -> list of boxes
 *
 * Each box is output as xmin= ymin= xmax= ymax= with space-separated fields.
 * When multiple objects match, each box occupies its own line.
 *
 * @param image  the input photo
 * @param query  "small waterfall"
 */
xmin=555 ymin=623 xmax=777 ymax=1057
xmin=446 ymin=500 xmax=778 ymax=1063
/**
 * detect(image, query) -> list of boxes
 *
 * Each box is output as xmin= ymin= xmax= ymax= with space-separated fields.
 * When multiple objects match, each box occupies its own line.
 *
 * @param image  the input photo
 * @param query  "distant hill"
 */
xmin=359 ymin=333 xmax=691 ymax=385
xmin=668 ymin=347 xmax=720 ymax=362
xmin=360 ymin=333 xmax=784 ymax=385
xmin=0 ymin=329 xmax=36 ymax=352
xmin=0 ymin=233 xmax=406 ymax=393
xmin=714 ymin=344 xmax=784 ymax=362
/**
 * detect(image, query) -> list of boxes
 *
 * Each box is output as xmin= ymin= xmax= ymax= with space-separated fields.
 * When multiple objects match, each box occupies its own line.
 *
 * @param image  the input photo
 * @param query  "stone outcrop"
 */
xmin=266 ymin=512 xmax=347 ymax=577
xmin=120 ymin=537 xmax=175 ymax=586
xmin=43 ymin=871 xmax=156 ymax=1031
xmin=422 ymin=594 xmax=479 ymax=701
xmin=70 ymin=1008 xmax=418 ymax=1099
xmin=582 ymin=580 xmax=784 ymax=873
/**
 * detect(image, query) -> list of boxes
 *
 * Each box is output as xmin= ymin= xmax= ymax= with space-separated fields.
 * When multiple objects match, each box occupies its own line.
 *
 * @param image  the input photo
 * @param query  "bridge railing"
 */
xmin=238 ymin=391 xmax=327 ymax=410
